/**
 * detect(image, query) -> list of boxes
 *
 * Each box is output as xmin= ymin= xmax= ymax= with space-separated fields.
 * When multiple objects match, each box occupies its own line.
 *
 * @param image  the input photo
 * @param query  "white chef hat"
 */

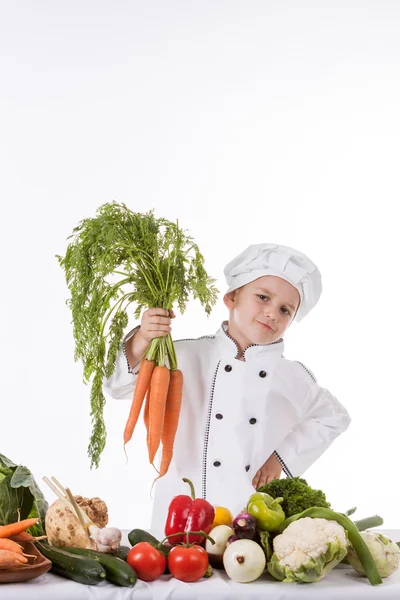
xmin=224 ymin=243 xmax=322 ymax=322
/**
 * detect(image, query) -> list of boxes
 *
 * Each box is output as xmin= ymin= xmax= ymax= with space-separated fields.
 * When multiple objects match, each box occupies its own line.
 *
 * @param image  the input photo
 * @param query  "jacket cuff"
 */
xmin=273 ymin=450 xmax=294 ymax=478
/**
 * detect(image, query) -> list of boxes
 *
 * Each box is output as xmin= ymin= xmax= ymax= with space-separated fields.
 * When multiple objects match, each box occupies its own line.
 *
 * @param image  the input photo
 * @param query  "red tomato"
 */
xmin=127 ymin=542 xmax=166 ymax=581
xmin=167 ymin=544 xmax=209 ymax=582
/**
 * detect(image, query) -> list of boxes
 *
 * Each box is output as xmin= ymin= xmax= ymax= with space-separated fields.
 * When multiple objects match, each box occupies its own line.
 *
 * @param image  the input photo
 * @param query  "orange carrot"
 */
xmin=124 ymin=358 xmax=155 ymax=446
xmin=0 ymin=518 xmax=39 ymax=539
xmin=148 ymin=366 xmax=171 ymax=464
xmin=0 ymin=539 xmax=23 ymax=554
xmin=0 ymin=549 xmax=28 ymax=568
xmin=144 ymin=384 xmax=151 ymax=445
xmin=157 ymin=369 xmax=183 ymax=478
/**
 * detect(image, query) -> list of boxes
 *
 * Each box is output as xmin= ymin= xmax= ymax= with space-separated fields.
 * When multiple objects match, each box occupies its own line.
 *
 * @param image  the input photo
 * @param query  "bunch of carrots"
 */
xmin=0 ymin=517 xmax=41 ymax=569
xmin=58 ymin=204 xmax=218 ymax=470
xmin=123 ymin=333 xmax=184 ymax=479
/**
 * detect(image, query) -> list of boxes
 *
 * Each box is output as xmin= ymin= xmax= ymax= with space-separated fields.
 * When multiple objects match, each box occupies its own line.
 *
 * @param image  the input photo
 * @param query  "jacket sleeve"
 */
xmin=102 ymin=326 xmax=141 ymax=399
xmin=274 ymin=371 xmax=351 ymax=478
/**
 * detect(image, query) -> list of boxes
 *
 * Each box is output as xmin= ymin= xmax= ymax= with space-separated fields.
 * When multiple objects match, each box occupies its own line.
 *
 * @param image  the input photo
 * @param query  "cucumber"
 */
xmin=62 ymin=546 xmax=137 ymax=587
xmin=128 ymin=528 xmax=171 ymax=556
xmin=36 ymin=542 xmax=106 ymax=585
xmin=113 ymin=545 xmax=131 ymax=561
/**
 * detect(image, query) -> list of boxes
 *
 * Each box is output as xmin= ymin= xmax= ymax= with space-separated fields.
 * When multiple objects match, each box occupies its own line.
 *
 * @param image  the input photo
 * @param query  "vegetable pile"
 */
xmin=1 ymin=451 xmax=399 ymax=589
xmin=57 ymin=203 xmax=218 ymax=470
xmin=181 ymin=478 xmax=400 ymax=587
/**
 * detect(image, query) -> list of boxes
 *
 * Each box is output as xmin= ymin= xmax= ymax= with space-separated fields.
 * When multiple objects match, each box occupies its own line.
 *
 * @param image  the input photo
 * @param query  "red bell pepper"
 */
xmin=164 ymin=478 xmax=215 ymax=545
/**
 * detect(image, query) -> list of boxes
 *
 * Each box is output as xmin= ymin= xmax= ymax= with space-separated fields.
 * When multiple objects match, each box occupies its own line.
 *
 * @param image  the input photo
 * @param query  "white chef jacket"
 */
xmin=103 ymin=322 xmax=351 ymax=532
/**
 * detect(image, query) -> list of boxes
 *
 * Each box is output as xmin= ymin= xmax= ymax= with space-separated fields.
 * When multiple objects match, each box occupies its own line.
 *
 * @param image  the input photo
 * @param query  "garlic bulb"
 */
xmin=89 ymin=526 xmax=122 ymax=553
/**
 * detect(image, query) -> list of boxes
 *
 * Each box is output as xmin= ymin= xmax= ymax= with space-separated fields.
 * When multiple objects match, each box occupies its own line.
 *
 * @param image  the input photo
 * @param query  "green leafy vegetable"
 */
xmin=0 ymin=453 xmax=48 ymax=536
xmin=57 ymin=202 xmax=218 ymax=469
xmin=257 ymin=477 xmax=330 ymax=517
xmin=259 ymin=530 xmax=273 ymax=561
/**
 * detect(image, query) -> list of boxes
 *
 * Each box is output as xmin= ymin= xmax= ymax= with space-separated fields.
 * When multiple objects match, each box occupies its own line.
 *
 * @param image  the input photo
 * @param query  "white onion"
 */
xmin=223 ymin=539 xmax=266 ymax=583
xmin=205 ymin=525 xmax=234 ymax=556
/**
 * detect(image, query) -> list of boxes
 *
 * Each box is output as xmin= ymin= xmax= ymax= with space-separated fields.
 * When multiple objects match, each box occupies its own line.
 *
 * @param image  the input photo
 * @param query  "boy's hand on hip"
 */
xmin=252 ymin=453 xmax=282 ymax=490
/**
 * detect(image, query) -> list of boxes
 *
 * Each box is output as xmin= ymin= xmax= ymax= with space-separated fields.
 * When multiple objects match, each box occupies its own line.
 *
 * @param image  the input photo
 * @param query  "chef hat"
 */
xmin=224 ymin=243 xmax=322 ymax=322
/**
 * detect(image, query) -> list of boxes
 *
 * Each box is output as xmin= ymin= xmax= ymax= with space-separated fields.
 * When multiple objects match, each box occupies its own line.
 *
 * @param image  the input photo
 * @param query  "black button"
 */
xmin=225 ymin=365 xmax=232 ymax=372
xmin=213 ymin=460 xmax=221 ymax=467
xmin=259 ymin=370 xmax=267 ymax=378
xmin=245 ymin=465 xmax=250 ymax=472
xmin=215 ymin=413 xmax=223 ymax=420
xmin=249 ymin=418 xmax=257 ymax=425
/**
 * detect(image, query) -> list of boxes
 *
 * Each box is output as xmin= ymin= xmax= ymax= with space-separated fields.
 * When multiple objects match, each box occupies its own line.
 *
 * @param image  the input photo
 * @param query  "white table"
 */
xmin=1 ymin=529 xmax=400 ymax=600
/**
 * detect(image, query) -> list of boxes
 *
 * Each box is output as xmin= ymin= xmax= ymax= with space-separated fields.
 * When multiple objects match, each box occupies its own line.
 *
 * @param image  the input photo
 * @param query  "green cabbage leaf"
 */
xmin=0 ymin=453 xmax=48 ymax=536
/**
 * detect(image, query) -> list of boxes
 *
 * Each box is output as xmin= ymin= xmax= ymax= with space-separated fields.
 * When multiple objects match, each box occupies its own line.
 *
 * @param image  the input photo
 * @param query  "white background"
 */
xmin=1 ymin=1 xmax=399 ymax=531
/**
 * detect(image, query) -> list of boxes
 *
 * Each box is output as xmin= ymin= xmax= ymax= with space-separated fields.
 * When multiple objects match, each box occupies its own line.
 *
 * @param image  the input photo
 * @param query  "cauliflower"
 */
xmin=347 ymin=531 xmax=400 ymax=578
xmin=268 ymin=517 xmax=348 ymax=583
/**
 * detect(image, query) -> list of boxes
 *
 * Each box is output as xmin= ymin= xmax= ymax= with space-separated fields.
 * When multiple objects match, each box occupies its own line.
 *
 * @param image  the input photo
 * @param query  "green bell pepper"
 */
xmin=246 ymin=492 xmax=285 ymax=532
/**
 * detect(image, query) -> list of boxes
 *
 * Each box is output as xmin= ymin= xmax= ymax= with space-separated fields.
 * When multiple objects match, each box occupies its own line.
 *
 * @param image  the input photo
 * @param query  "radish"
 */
xmin=226 ymin=533 xmax=239 ymax=547
xmin=223 ymin=539 xmax=266 ymax=583
xmin=232 ymin=511 xmax=257 ymax=540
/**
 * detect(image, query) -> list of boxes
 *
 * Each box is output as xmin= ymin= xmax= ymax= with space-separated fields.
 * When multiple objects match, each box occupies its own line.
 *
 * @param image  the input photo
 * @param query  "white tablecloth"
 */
xmin=1 ymin=529 xmax=400 ymax=600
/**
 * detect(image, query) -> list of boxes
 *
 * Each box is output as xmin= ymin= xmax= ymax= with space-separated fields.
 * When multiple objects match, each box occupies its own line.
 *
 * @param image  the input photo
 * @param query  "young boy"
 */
xmin=104 ymin=243 xmax=351 ymax=532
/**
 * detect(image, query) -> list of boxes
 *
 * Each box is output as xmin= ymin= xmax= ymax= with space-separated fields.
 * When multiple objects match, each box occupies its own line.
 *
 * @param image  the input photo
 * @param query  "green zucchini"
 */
xmin=36 ymin=542 xmax=106 ymax=585
xmin=128 ymin=528 xmax=170 ymax=556
xmin=61 ymin=546 xmax=137 ymax=587
xmin=112 ymin=545 xmax=131 ymax=561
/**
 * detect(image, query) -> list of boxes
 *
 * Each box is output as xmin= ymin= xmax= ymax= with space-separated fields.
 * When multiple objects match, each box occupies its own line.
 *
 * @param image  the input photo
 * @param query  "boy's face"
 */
xmin=223 ymin=275 xmax=301 ymax=348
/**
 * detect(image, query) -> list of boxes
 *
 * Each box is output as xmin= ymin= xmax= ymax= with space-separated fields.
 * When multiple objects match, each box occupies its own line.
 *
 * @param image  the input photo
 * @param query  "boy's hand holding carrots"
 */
xmin=139 ymin=308 xmax=176 ymax=342
xmin=126 ymin=308 xmax=176 ymax=370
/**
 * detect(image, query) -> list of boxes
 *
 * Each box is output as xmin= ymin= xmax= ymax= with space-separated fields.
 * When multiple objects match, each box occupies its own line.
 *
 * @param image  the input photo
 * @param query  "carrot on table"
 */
xmin=156 ymin=369 xmax=184 ymax=478
xmin=123 ymin=358 xmax=155 ymax=446
xmin=0 ymin=549 xmax=28 ymax=568
xmin=148 ymin=365 xmax=171 ymax=464
xmin=0 ymin=539 xmax=23 ymax=554
xmin=0 ymin=518 xmax=39 ymax=539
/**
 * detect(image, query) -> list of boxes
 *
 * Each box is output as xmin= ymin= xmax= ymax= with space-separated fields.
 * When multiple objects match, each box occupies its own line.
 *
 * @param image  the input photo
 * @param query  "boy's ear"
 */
xmin=223 ymin=290 xmax=237 ymax=309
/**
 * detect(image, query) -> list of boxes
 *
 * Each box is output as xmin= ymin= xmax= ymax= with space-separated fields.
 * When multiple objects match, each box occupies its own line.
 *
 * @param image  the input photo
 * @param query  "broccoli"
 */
xmin=257 ymin=477 xmax=331 ymax=518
